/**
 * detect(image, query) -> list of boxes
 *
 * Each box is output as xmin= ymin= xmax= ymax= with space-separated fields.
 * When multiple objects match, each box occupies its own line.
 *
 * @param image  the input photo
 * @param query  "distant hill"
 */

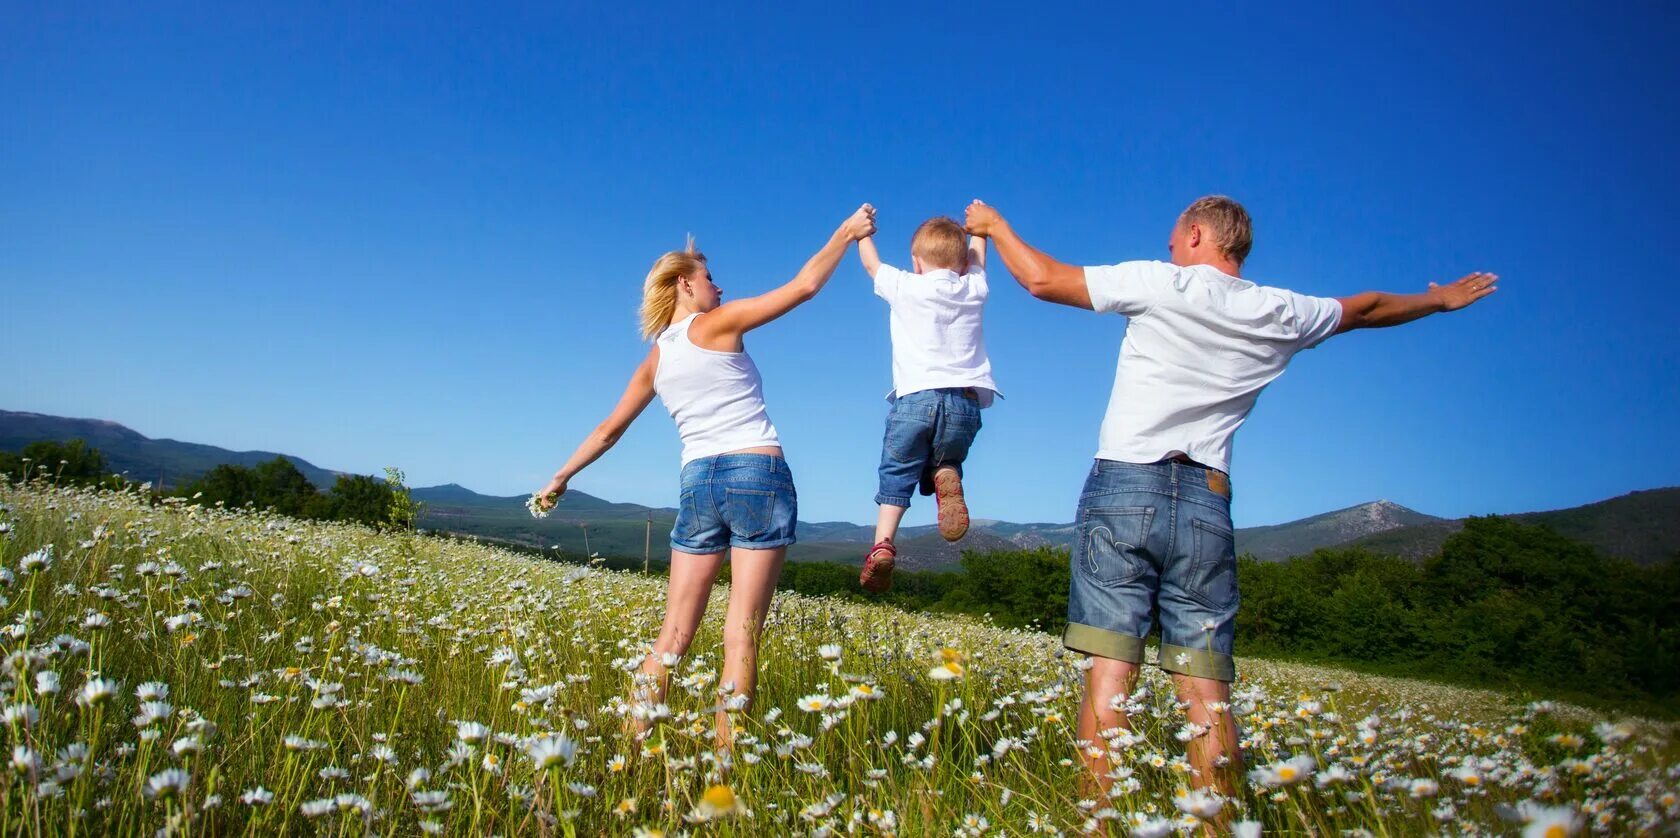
xmin=8 ymin=409 xmax=1675 ymax=566
xmin=1237 ymin=500 xmax=1444 ymax=561
xmin=0 ymin=410 xmax=342 ymax=488
xmin=410 ymin=483 xmax=681 ymax=559
xmin=1345 ymin=488 xmax=1680 ymax=566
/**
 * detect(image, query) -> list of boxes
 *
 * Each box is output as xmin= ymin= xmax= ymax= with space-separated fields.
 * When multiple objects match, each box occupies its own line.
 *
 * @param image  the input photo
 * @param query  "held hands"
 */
xmin=964 ymin=199 xmax=1004 ymax=237
xmin=1429 ymin=272 xmax=1500 ymax=312
xmin=840 ymin=203 xmax=877 ymax=241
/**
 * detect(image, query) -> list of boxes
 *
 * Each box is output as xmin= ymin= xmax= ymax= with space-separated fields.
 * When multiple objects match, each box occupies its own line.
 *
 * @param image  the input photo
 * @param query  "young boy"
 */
xmin=857 ymin=216 xmax=1000 ymax=593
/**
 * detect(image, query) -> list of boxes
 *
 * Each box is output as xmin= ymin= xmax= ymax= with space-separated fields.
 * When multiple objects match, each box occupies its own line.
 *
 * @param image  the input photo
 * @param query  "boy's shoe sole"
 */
xmin=859 ymin=542 xmax=896 ymax=593
xmin=934 ymin=468 xmax=969 ymax=542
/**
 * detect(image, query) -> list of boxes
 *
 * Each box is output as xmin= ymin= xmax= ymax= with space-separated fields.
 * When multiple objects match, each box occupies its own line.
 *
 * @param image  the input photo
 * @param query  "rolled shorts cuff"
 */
xmin=874 ymin=493 xmax=911 ymax=508
xmin=730 ymin=535 xmax=796 ymax=550
xmin=669 ymin=539 xmax=726 ymax=556
xmin=1062 ymin=623 xmax=1145 ymax=663
xmin=1156 ymin=642 xmax=1236 ymax=682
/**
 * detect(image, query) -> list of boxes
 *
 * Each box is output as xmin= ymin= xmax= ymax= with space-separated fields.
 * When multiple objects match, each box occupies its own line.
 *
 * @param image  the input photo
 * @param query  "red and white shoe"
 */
xmin=934 ymin=467 xmax=969 ymax=542
xmin=859 ymin=541 xmax=897 ymax=593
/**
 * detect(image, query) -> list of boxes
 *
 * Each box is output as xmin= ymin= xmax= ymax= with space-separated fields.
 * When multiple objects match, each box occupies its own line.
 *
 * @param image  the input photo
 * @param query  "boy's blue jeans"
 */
xmin=875 ymin=388 xmax=982 ymax=508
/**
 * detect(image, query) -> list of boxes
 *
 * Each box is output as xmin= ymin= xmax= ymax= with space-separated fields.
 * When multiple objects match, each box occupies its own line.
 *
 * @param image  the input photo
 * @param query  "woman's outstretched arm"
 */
xmin=692 ymin=204 xmax=876 ymax=345
xmin=534 ymin=347 xmax=659 ymax=507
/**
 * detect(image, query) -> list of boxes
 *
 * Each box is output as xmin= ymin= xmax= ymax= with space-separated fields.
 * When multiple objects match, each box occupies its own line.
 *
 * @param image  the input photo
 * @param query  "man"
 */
xmin=964 ymin=196 xmax=1497 ymax=797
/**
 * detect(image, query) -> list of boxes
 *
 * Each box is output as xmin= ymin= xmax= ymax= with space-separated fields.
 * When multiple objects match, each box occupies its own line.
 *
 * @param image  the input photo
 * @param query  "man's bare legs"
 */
xmin=1172 ymin=673 xmax=1241 ymax=796
xmin=633 ymin=549 xmax=724 ymax=735
xmin=1079 ymin=660 xmax=1241 ymax=800
xmin=1076 ymin=655 xmax=1141 ymax=799
xmin=716 ymin=546 xmax=785 ymax=749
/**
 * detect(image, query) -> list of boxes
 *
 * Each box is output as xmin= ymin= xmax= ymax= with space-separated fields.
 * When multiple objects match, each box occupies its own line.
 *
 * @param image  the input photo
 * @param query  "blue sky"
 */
xmin=4 ymin=1 xmax=1677 ymax=529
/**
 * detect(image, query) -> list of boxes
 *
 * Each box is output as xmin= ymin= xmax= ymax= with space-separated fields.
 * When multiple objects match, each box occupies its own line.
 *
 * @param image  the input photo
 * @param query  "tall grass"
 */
xmin=0 ymin=481 xmax=1672 ymax=835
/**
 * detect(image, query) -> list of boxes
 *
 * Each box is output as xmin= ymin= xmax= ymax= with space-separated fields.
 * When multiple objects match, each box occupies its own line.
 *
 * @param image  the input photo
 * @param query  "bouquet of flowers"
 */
xmin=527 ymin=492 xmax=560 ymax=519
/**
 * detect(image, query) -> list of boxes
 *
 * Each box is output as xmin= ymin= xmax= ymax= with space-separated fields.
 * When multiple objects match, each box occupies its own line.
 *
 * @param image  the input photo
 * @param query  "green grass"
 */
xmin=0 ymin=481 xmax=1673 ymax=835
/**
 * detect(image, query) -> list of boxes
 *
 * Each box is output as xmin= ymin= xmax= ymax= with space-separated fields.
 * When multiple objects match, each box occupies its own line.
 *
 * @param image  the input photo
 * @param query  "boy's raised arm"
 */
xmin=968 ymin=232 xmax=986 ymax=271
xmin=858 ymin=234 xmax=882 ymax=278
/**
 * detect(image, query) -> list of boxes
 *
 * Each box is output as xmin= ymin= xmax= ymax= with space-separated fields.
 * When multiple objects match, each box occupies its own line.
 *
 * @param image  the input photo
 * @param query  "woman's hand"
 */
xmin=535 ymin=475 xmax=568 ymax=510
xmin=840 ymin=203 xmax=877 ymax=241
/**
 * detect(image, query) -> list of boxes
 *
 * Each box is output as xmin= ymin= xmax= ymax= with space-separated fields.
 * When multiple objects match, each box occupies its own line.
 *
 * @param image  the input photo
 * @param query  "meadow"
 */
xmin=0 ymin=480 xmax=1674 ymax=836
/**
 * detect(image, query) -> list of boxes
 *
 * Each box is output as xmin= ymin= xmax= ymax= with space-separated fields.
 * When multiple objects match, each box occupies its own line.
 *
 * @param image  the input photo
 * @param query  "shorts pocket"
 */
xmin=1080 ymin=506 xmax=1154 ymax=586
xmin=883 ymin=411 xmax=934 ymax=466
xmin=672 ymin=489 xmax=702 ymax=540
xmin=723 ymin=488 xmax=776 ymax=540
xmin=1188 ymin=518 xmax=1237 ymax=610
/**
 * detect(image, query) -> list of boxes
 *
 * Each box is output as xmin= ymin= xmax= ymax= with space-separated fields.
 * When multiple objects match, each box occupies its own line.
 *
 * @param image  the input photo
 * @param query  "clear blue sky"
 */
xmin=4 ymin=2 xmax=1677 ymax=529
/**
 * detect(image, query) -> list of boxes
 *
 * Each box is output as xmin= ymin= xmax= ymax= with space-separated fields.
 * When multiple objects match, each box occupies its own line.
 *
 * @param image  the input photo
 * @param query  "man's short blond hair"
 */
xmin=911 ymin=217 xmax=967 ymax=271
xmin=1180 ymin=196 xmax=1253 ymax=265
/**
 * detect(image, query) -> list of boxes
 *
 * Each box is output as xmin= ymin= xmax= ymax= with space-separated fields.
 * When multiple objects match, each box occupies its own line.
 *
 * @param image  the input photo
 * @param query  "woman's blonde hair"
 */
xmin=639 ymin=235 xmax=707 ymax=341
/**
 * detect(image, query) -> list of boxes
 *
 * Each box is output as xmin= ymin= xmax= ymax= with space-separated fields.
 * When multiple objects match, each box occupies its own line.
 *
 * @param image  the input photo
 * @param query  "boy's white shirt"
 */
xmin=1084 ymin=260 xmax=1344 ymax=474
xmin=873 ymin=263 xmax=1000 ymax=407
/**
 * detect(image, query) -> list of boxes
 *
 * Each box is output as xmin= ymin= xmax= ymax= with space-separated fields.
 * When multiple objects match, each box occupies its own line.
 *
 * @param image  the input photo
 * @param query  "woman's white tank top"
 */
xmin=653 ymin=313 xmax=782 ymax=465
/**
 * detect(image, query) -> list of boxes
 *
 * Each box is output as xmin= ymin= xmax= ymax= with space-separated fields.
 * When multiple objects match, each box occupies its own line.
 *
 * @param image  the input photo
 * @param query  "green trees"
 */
xmin=0 ymin=439 xmax=115 ymax=486
xmin=169 ymin=455 xmax=405 ymax=530
xmin=1237 ymin=517 xmax=1680 ymax=711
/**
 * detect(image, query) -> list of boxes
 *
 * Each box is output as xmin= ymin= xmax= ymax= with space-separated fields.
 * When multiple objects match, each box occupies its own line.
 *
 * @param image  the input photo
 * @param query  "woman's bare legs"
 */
xmin=632 ymin=549 xmax=725 ymax=736
xmin=715 ymin=545 xmax=786 ymax=748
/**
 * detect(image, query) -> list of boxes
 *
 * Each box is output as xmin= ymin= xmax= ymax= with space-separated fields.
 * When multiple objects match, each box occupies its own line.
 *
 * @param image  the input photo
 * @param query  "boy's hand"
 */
xmin=1427 ymin=272 xmax=1499 ymax=311
xmin=841 ymin=203 xmax=878 ymax=241
xmin=965 ymin=199 xmax=1004 ymax=237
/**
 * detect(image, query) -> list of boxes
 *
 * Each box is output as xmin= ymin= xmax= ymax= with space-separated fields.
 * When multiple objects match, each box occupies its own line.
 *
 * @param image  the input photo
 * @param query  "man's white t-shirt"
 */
xmin=1085 ymin=261 xmax=1343 ymax=473
xmin=874 ymin=264 xmax=1000 ymax=406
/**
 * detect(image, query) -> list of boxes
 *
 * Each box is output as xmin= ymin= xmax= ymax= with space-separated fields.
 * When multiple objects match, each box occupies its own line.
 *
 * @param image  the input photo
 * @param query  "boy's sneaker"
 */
xmin=859 ymin=541 xmax=896 ymax=593
xmin=934 ymin=467 xmax=969 ymax=542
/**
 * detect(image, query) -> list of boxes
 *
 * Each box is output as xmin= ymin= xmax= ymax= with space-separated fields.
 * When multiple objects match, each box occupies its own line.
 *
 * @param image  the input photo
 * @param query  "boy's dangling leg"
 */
xmin=860 ymin=504 xmax=905 ymax=593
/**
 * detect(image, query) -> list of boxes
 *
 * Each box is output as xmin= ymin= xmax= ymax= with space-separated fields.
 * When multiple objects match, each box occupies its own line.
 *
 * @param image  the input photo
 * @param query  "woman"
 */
xmin=534 ymin=204 xmax=876 ymax=746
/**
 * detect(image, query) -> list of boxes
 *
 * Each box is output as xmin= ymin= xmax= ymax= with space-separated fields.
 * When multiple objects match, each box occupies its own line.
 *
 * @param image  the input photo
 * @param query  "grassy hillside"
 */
xmin=0 ymin=481 xmax=1672 ymax=835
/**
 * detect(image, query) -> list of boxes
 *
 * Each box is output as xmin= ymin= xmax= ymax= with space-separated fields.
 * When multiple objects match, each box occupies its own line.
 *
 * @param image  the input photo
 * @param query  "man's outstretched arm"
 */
xmin=1335 ymin=272 xmax=1499 ymax=333
xmin=964 ymin=200 xmax=1092 ymax=309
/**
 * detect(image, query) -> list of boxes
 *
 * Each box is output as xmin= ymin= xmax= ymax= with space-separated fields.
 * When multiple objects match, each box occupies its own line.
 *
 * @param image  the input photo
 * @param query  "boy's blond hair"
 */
xmin=639 ymin=236 xmax=706 ymax=341
xmin=910 ymin=217 xmax=968 ymax=271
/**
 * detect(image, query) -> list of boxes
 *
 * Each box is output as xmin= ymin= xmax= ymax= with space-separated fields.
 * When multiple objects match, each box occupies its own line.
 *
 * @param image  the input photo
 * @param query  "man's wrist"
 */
xmin=1423 ymin=286 xmax=1449 ymax=312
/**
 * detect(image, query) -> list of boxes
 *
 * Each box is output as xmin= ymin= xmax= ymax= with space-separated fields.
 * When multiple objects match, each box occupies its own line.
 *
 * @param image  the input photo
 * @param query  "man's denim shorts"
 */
xmin=1062 ymin=459 xmax=1239 ymax=682
xmin=670 ymin=454 xmax=798 ymax=554
xmin=875 ymin=388 xmax=982 ymax=508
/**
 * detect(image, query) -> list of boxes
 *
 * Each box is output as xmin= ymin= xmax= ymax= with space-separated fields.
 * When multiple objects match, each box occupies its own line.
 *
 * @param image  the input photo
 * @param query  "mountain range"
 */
xmin=5 ymin=409 xmax=1676 ymax=568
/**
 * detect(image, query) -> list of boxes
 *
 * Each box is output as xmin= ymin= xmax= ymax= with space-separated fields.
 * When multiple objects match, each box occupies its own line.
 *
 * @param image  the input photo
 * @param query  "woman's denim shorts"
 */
xmin=670 ymin=454 xmax=798 ymax=554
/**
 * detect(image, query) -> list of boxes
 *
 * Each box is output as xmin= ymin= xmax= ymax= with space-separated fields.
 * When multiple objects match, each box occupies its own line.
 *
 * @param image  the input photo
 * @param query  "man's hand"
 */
xmin=965 ymin=199 xmax=1004 ymax=238
xmin=1428 ymin=272 xmax=1499 ymax=311
xmin=840 ymin=203 xmax=878 ymax=241
xmin=535 ymin=475 xmax=568 ymax=510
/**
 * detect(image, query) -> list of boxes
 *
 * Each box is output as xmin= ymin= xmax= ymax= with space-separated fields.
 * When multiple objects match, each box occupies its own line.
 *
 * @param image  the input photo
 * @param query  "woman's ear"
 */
xmin=675 ymin=276 xmax=690 ymax=299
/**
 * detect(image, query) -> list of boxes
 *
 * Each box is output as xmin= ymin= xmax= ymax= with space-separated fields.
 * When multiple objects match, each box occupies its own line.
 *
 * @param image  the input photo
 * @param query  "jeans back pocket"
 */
xmin=1080 ymin=506 xmax=1155 ymax=586
xmin=1188 ymin=518 xmax=1237 ymax=611
xmin=723 ymin=488 xmax=775 ymax=539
